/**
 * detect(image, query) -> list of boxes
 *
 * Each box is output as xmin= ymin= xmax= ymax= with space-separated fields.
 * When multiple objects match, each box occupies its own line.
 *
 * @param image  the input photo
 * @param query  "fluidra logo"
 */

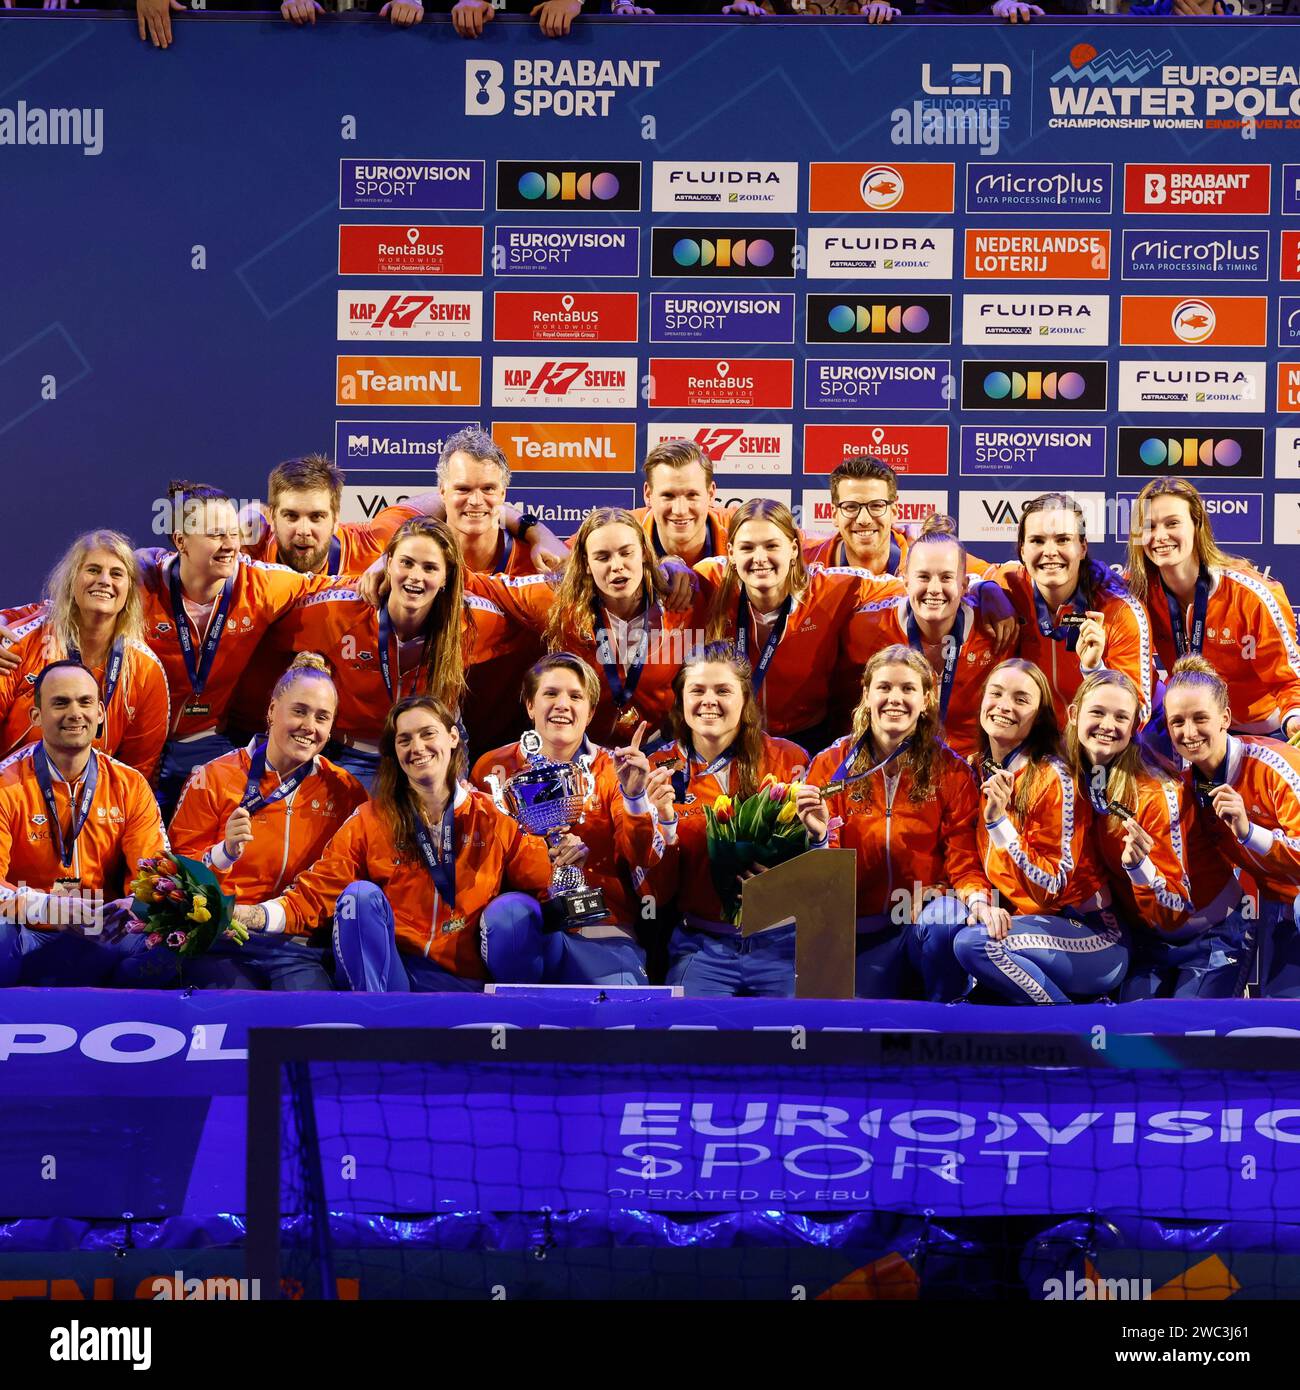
xmin=466 ymin=58 xmax=660 ymax=117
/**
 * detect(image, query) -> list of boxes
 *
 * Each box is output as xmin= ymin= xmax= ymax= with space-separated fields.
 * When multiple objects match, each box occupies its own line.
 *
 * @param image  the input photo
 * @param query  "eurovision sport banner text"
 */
xmin=3 ymin=990 xmax=1300 ymax=1220
xmin=2 ymin=14 xmax=1300 ymax=600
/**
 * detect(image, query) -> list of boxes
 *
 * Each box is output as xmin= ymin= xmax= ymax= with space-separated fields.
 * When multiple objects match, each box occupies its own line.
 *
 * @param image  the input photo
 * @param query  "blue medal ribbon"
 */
xmin=592 ymin=598 xmax=654 ymax=713
xmin=326 ymin=535 xmax=342 ymax=578
xmin=413 ymin=801 xmax=456 ymax=908
xmin=33 ymin=746 xmax=99 ymax=871
xmin=735 ymin=591 xmax=792 ymax=697
xmin=241 ymin=741 xmax=314 ymax=815
xmin=823 ymin=731 xmax=912 ymax=796
xmin=905 ymin=605 xmax=964 ymax=726
xmin=672 ymin=740 xmax=737 ymax=804
xmin=1032 ymin=584 xmax=1086 ymax=654
xmin=68 ymin=636 xmax=124 ymax=712
xmin=167 ymin=563 xmax=234 ymax=700
xmin=1161 ymin=567 xmax=1210 ymax=659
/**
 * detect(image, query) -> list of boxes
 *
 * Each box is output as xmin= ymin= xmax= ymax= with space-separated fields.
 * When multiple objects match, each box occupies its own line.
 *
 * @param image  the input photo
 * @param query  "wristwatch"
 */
xmin=516 ymin=511 xmax=543 ymax=544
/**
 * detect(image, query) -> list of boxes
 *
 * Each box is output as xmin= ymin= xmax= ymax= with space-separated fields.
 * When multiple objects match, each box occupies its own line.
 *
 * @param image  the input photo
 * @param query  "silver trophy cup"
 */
xmin=502 ymin=732 xmax=607 ymax=928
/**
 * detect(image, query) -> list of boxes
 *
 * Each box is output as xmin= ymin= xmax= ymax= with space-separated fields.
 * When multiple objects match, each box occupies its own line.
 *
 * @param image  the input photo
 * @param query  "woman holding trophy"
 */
xmin=641 ymin=643 xmax=829 ymax=997
xmin=470 ymin=652 xmax=665 ymax=986
xmin=231 ymin=694 xmax=571 ymax=991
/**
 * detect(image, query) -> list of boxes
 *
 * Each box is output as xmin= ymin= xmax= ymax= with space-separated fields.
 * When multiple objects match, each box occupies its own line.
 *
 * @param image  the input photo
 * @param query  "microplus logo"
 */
xmin=0 ymin=102 xmax=103 ymax=157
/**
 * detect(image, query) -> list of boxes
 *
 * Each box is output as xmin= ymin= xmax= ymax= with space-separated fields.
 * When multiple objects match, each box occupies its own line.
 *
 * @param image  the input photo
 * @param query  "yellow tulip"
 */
xmin=192 ymin=894 xmax=208 ymax=911
xmin=187 ymin=907 xmax=211 ymax=924
xmin=713 ymin=794 xmax=733 ymax=816
xmin=776 ymin=800 xmax=798 ymax=826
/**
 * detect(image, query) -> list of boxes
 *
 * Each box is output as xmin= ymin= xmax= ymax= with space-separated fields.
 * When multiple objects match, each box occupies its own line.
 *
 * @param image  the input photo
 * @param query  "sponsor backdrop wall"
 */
xmin=2 ymin=15 xmax=1300 ymax=599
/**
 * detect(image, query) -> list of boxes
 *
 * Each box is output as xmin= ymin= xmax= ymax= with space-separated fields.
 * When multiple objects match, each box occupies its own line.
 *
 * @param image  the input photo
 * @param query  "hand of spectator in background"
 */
xmin=859 ymin=1 xmax=899 ymax=20
xmin=452 ymin=0 xmax=495 ymax=36
xmin=990 ymin=0 xmax=1043 ymax=19
xmin=721 ymin=0 xmax=765 ymax=12
xmin=611 ymin=0 xmax=655 ymax=11
xmin=281 ymin=0 xmax=324 ymax=23
xmin=0 ymin=626 xmax=20 ymax=675
xmin=137 ymin=0 xmax=185 ymax=48
xmin=380 ymin=0 xmax=424 ymax=24
xmin=42 ymin=0 xmax=81 ymax=10
xmin=531 ymin=0 xmax=581 ymax=36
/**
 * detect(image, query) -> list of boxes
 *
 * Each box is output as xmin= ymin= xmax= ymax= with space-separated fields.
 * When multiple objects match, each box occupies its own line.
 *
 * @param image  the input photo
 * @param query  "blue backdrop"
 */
xmin=3 ymin=14 xmax=1300 ymax=606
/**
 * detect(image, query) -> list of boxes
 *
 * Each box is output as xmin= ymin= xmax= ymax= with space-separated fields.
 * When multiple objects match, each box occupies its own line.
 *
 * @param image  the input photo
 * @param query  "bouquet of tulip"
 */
xmin=703 ymin=775 xmax=811 ymax=926
xmin=126 ymin=854 xmax=238 ymax=960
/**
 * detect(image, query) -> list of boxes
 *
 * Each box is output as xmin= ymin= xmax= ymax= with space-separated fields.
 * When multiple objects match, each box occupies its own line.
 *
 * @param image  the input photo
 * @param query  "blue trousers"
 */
xmin=114 ymin=931 xmax=332 ymax=991
xmin=323 ymin=741 xmax=381 ymax=792
xmin=482 ymin=893 xmax=647 ymax=986
xmin=332 ymin=881 xmax=485 ymax=993
xmin=0 ymin=919 xmax=147 ymax=988
xmin=1120 ymin=909 xmax=1255 ymax=1001
xmin=666 ymin=923 xmax=795 ymax=998
xmin=854 ymin=906 xmax=976 ymax=1001
xmin=1257 ymin=895 xmax=1300 ymax=998
xmin=917 ymin=896 xmax=1129 ymax=1005
xmin=157 ymin=732 xmax=235 ymax=817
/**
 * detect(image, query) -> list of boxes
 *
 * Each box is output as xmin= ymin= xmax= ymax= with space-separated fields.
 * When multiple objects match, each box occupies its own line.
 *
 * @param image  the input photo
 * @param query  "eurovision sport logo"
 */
xmin=807 ymin=163 xmax=954 ymax=214
xmin=959 ymin=426 xmax=1106 ymax=477
xmin=338 ymin=225 xmax=484 ymax=277
xmin=336 ymin=356 xmax=481 ymax=408
xmin=648 ymin=293 xmax=795 ymax=345
xmin=1115 ymin=492 xmax=1264 ymax=546
xmin=333 ymin=420 xmax=479 ymax=466
xmin=1123 ymin=164 xmax=1270 ymax=216
xmin=965 ymin=163 xmax=1111 ymax=214
xmin=961 ymin=295 xmax=1109 ymax=346
xmin=806 ymin=228 xmax=953 ymax=280
xmin=649 ymin=228 xmax=798 ymax=279
xmin=1118 ymin=296 xmax=1267 ymax=348
xmin=1116 ymin=361 xmax=1267 ymax=414
xmin=1116 ymin=427 xmax=1264 ymax=477
xmin=493 ymin=292 xmax=638 ymax=343
xmin=802 ymin=424 xmax=949 ymax=476
xmin=491 ymin=357 xmax=638 ymax=410
xmin=645 ymin=423 xmax=792 ymax=474
xmin=491 ymin=421 xmax=638 ymax=472
xmin=959 ymin=360 xmax=1108 ymax=412
xmin=964 ymin=230 xmax=1110 ymax=280
xmin=1120 ymin=231 xmax=1268 ymax=283
xmin=496 ymin=161 xmax=642 ymax=212
xmin=650 ymin=162 xmax=798 ymax=214
xmin=493 ymin=226 xmax=639 ymax=278
xmin=338 ymin=159 xmax=485 ymax=212
xmin=804 ymin=358 xmax=952 ymax=412
xmin=805 ymin=295 xmax=951 ymax=345
xmin=646 ymin=358 xmax=794 ymax=411
xmin=336 ymin=291 xmax=483 ymax=343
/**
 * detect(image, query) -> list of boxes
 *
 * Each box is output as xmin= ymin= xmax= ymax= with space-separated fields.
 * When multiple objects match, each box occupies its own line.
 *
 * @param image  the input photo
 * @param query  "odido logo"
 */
xmin=860 ymin=165 xmax=906 ymax=211
xmin=651 ymin=228 xmax=797 ymax=279
xmin=1173 ymin=298 xmax=1217 ymax=345
xmin=827 ymin=302 xmax=933 ymax=336
xmin=496 ymin=162 xmax=642 ymax=212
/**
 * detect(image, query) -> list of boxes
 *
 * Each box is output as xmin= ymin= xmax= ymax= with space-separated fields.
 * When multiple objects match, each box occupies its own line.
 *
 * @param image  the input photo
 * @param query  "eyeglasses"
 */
xmin=834 ymin=499 xmax=893 ymax=520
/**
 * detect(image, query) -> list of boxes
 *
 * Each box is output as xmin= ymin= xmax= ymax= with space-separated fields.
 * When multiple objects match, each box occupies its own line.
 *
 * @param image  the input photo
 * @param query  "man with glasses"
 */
xmin=803 ymin=457 xmax=912 ymax=577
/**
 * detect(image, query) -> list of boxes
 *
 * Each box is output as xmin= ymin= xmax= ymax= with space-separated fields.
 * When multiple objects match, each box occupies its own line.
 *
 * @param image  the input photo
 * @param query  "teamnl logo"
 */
xmin=466 ymin=58 xmax=660 ymax=118
xmin=890 ymin=64 xmax=1010 ymax=158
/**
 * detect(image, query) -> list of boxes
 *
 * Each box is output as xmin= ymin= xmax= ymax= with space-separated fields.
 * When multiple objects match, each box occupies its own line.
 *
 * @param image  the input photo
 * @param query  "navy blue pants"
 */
xmin=482 ymin=893 xmax=647 ymax=985
xmin=157 ymin=732 xmax=235 ymax=817
xmin=114 ymin=930 xmax=332 ymax=991
xmin=854 ymin=908 xmax=974 ymax=1001
xmin=1120 ymin=908 xmax=1255 ymax=1001
xmin=666 ymin=923 xmax=795 ymax=997
xmin=0 ymin=912 xmax=147 ymax=988
xmin=1257 ymin=895 xmax=1300 ymax=998
xmin=916 ymin=895 xmax=1129 ymax=1005
xmin=331 ymin=880 xmax=486 ymax=993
